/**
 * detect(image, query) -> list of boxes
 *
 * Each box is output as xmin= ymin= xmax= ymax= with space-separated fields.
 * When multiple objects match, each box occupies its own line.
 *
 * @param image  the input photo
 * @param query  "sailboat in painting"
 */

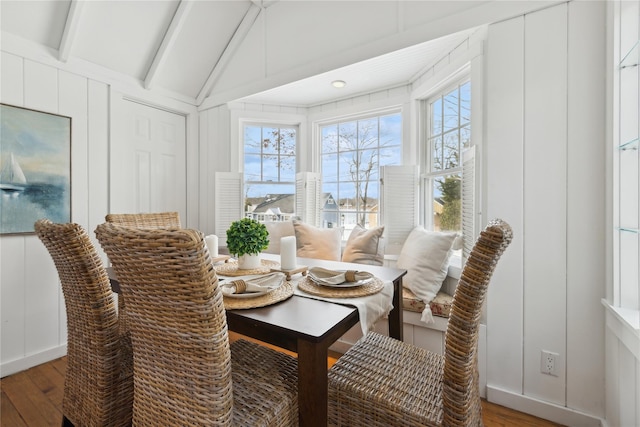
xmin=0 ymin=153 xmax=27 ymax=193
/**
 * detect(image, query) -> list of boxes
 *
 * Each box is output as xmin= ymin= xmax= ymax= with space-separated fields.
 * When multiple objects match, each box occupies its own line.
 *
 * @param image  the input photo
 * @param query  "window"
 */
xmin=243 ymin=124 xmax=297 ymax=222
xmin=423 ymin=80 xmax=471 ymax=233
xmin=613 ymin=1 xmax=639 ymax=312
xmin=320 ymin=112 xmax=402 ymax=236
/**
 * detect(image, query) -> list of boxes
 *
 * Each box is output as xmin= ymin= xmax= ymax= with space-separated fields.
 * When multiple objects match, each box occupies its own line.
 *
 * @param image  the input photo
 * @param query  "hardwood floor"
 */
xmin=2 ymin=333 xmax=565 ymax=427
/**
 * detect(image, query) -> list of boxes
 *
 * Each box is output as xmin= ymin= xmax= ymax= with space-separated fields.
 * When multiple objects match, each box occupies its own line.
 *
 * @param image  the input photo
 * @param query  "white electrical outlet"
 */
xmin=540 ymin=350 xmax=559 ymax=376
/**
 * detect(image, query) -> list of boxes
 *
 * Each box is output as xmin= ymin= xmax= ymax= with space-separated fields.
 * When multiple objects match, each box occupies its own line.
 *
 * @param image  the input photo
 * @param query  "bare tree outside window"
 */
xmin=244 ymin=125 xmax=297 ymax=221
xmin=321 ymin=113 xmax=401 ymax=233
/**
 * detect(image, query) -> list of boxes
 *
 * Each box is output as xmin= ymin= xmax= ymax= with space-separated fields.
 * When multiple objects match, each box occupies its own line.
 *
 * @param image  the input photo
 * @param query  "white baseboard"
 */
xmin=0 ymin=345 xmax=67 ymax=378
xmin=487 ymin=385 xmax=604 ymax=427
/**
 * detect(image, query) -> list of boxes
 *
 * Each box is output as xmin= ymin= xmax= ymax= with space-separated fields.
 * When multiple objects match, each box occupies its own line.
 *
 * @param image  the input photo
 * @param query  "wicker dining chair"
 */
xmin=327 ymin=218 xmax=513 ymax=427
xmin=95 ymin=222 xmax=299 ymax=426
xmin=105 ymin=211 xmax=181 ymax=337
xmin=34 ymin=219 xmax=133 ymax=427
xmin=105 ymin=211 xmax=181 ymax=228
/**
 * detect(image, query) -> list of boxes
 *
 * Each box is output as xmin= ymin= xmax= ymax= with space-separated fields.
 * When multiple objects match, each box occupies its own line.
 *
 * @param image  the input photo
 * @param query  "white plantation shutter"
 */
xmin=295 ymin=172 xmax=321 ymax=226
xmin=381 ymin=165 xmax=419 ymax=254
xmin=461 ymin=146 xmax=476 ymax=260
xmin=215 ymin=172 xmax=243 ymax=243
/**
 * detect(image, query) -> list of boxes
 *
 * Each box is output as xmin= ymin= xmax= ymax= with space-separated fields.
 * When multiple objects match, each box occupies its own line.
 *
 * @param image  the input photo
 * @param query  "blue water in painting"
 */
xmin=0 ymin=181 xmax=69 ymax=234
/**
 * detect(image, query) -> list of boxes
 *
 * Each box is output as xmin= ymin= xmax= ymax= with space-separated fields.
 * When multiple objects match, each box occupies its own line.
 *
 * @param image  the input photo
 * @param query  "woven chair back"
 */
xmin=105 ymin=211 xmax=181 ymax=229
xmin=34 ymin=219 xmax=133 ymax=427
xmin=95 ymin=222 xmax=233 ymax=426
xmin=443 ymin=218 xmax=513 ymax=426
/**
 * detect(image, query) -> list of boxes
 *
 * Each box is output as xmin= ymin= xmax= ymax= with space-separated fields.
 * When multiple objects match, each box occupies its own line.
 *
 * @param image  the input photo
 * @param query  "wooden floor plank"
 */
xmin=1 ymin=390 xmax=28 ymax=427
xmin=26 ymin=362 xmax=65 ymax=405
xmin=481 ymin=400 xmax=566 ymax=427
xmin=2 ymin=369 xmax=62 ymax=427
xmin=50 ymin=356 xmax=67 ymax=377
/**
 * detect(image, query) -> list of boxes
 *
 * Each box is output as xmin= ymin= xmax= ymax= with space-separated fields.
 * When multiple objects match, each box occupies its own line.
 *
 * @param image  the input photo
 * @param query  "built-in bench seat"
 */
xmin=402 ymin=287 xmax=453 ymax=318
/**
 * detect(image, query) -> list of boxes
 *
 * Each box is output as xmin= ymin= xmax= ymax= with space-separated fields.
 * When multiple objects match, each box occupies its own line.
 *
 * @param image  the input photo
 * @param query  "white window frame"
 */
xmin=421 ymin=77 xmax=471 ymax=232
xmin=241 ymin=120 xmax=300 ymax=222
xmin=609 ymin=0 xmax=640 ymax=320
xmin=314 ymin=106 xmax=406 ymax=234
xmin=243 ymin=122 xmax=298 ymax=186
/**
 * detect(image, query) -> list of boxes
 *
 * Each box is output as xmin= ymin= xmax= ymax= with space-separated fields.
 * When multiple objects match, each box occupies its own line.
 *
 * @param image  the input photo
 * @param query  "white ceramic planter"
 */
xmin=237 ymin=253 xmax=261 ymax=270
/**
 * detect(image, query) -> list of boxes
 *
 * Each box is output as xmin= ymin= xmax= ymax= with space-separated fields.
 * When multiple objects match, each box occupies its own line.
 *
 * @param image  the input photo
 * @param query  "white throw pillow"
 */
xmin=263 ymin=221 xmax=295 ymax=254
xmin=342 ymin=224 xmax=385 ymax=266
xmin=396 ymin=227 xmax=458 ymax=309
xmin=293 ymin=220 xmax=342 ymax=261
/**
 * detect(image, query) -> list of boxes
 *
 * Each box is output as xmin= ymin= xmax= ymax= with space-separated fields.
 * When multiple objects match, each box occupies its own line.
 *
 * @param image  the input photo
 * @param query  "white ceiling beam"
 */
xmin=58 ymin=0 xmax=85 ymax=63
xmin=196 ymin=3 xmax=262 ymax=106
xmin=144 ymin=0 xmax=193 ymax=90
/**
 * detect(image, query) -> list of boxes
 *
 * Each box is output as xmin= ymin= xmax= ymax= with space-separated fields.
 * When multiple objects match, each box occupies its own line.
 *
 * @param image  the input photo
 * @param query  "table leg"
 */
xmin=388 ymin=278 xmax=404 ymax=340
xmin=297 ymin=339 xmax=328 ymax=427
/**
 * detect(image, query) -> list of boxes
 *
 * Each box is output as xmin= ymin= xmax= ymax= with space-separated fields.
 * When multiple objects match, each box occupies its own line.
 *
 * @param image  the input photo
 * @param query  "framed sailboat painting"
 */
xmin=1 ymin=104 xmax=71 ymax=235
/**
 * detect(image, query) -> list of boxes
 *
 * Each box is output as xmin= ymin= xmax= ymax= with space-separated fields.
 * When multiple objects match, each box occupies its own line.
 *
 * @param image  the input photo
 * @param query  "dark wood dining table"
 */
xmin=109 ymin=253 xmax=406 ymax=427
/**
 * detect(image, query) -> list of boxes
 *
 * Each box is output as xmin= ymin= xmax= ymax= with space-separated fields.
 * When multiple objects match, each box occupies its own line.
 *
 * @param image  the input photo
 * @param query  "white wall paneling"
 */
xmin=23 ymin=61 xmax=57 ymax=113
xmin=485 ymin=14 xmax=526 ymax=394
xmin=1 ymin=44 xmax=197 ymax=377
xmin=566 ymin=0 xmax=606 ymax=416
xmin=523 ymin=3 xmax=568 ymax=406
xmin=198 ymin=107 xmax=214 ymax=235
xmin=87 ymin=80 xmax=110 ymax=248
xmin=1 ymin=52 xmax=23 ymax=104
xmin=1 ymin=56 xmax=78 ymax=375
xmin=199 ymin=105 xmax=235 ymax=236
xmin=485 ymin=3 xmax=605 ymax=425
xmin=1 ymin=237 xmax=26 ymax=364
xmin=605 ymin=322 xmax=621 ymax=427
xmin=60 ymin=70 xmax=89 ymax=228
xmin=615 ymin=329 xmax=639 ymax=427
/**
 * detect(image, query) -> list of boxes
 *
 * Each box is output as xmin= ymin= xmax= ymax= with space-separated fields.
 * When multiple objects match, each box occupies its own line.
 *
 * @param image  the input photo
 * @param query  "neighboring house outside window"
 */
xmin=422 ymin=80 xmax=471 ymax=235
xmin=320 ymin=112 xmax=402 ymax=238
xmin=243 ymin=124 xmax=297 ymax=222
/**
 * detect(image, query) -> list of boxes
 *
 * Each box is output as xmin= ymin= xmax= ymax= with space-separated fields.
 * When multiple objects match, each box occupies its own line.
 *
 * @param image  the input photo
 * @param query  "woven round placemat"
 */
xmin=297 ymin=276 xmax=384 ymax=298
xmin=223 ymin=281 xmax=294 ymax=310
xmin=215 ymin=259 xmax=280 ymax=276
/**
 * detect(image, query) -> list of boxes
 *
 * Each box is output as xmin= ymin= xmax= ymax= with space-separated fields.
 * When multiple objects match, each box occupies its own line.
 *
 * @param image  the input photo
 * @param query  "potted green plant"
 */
xmin=226 ymin=217 xmax=269 ymax=269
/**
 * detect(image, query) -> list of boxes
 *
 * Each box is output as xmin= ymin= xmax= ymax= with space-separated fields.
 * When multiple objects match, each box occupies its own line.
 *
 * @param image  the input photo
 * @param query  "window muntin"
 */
xmin=243 ymin=124 xmax=297 ymax=222
xmin=320 ymin=112 xmax=402 ymax=234
xmin=424 ymin=80 xmax=470 ymax=232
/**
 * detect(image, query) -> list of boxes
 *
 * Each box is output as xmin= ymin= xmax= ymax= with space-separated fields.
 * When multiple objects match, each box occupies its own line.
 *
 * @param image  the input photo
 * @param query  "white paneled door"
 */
xmin=110 ymin=98 xmax=186 ymax=220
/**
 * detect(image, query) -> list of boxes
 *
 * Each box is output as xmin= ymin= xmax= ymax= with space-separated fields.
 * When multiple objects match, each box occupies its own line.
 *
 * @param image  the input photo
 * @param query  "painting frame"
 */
xmin=1 ymin=104 xmax=72 ymax=235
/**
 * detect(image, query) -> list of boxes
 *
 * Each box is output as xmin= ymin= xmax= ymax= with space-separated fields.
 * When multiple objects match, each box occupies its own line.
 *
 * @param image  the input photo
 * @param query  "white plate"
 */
xmin=308 ymin=268 xmax=374 ymax=288
xmin=222 ymin=288 xmax=272 ymax=298
xmin=308 ymin=274 xmax=373 ymax=288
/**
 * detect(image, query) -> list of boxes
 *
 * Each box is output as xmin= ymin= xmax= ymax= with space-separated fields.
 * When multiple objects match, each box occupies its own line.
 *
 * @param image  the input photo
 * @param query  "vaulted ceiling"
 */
xmin=0 ymin=1 xmax=558 ymax=108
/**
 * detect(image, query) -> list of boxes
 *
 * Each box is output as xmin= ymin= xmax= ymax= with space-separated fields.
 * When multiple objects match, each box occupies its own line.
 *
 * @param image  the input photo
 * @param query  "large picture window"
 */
xmin=243 ymin=124 xmax=297 ymax=222
xmin=320 ymin=112 xmax=402 ymax=236
xmin=423 ymin=80 xmax=471 ymax=233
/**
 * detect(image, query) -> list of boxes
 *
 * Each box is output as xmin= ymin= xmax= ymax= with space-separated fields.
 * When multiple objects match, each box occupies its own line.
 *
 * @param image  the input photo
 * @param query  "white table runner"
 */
xmin=292 ymin=277 xmax=394 ymax=336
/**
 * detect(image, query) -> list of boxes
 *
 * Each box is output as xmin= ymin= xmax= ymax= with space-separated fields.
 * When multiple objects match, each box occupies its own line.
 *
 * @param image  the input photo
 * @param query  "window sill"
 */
xmin=602 ymin=299 xmax=640 ymax=360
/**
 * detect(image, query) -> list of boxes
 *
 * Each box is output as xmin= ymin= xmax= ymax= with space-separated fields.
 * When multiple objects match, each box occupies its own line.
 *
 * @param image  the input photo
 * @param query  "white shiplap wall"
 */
xmin=485 ymin=2 xmax=606 ymax=425
xmin=1 ymin=51 xmax=110 ymax=375
xmin=0 ymin=47 xmax=199 ymax=377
